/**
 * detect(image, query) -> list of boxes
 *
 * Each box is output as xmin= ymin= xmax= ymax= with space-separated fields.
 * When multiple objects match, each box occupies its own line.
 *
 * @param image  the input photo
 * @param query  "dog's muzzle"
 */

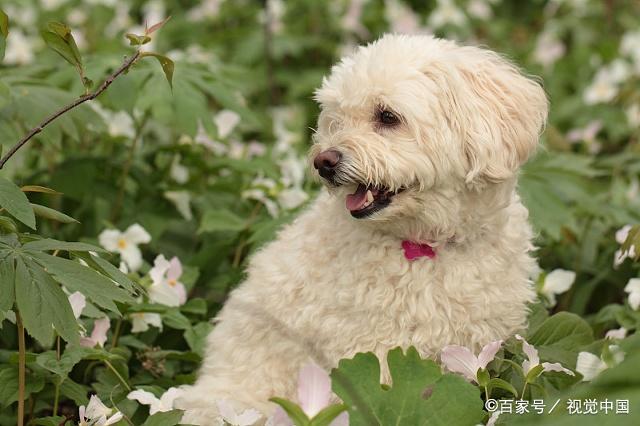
xmin=313 ymin=149 xmax=342 ymax=184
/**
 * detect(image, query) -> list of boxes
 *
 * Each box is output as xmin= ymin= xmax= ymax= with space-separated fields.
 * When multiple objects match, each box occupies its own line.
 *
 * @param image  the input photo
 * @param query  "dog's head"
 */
xmin=310 ymin=34 xmax=547 ymax=237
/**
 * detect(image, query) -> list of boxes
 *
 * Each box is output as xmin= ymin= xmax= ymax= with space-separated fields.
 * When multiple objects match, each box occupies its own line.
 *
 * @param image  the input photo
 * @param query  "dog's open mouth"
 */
xmin=345 ymin=184 xmax=403 ymax=218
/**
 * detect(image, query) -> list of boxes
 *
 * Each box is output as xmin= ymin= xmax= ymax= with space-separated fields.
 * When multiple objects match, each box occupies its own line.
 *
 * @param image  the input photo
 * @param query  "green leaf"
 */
xmin=28 ymin=252 xmax=135 ymax=313
xmin=181 ymin=298 xmax=207 ymax=316
xmin=0 ymin=367 xmax=45 ymax=408
xmin=0 ymin=9 xmax=8 ymax=60
xmin=31 ymin=417 xmax=68 ymax=426
xmin=310 ymin=404 xmax=348 ymax=426
xmin=31 ymin=203 xmax=79 ymax=224
xmin=487 ymin=378 xmax=518 ymax=397
xmin=59 ymin=378 xmax=90 ymax=406
xmin=528 ymin=312 xmax=594 ymax=366
xmin=332 ymin=347 xmax=485 ymax=426
xmin=125 ymin=33 xmax=151 ymax=46
xmin=41 ymin=21 xmax=82 ymax=70
xmin=74 ymin=251 xmax=143 ymax=295
xmin=0 ymin=256 xmax=15 ymax=312
xmin=0 ymin=216 xmax=17 ymax=233
xmin=14 ymin=257 xmax=79 ymax=345
xmin=184 ymin=322 xmax=213 ymax=356
xmin=198 ymin=209 xmax=246 ymax=233
xmin=269 ymin=397 xmax=310 ymax=426
xmin=141 ymin=409 xmax=184 ymax=426
xmin=0 ymin=9 xmax=8 ymax=38
xmin=162 ymin=308 xmax=191 ymax=330
xmin=525 ymin=364 xmax=545 ymax=384
xmin=0 ymin=176 xmax=36 ymax=229
xmin=141 ymin=52 xmax=174 ymax=88
xmin=20 ymin=185 xmax=62 ymax=195
xmin=23 ymin=238 xmax=105 ymax=253
xmin=36 ymin=346 xmax=86 ymax=377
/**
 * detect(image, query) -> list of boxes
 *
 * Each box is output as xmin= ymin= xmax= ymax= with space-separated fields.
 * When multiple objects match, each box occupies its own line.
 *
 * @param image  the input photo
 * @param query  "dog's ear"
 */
xmin=447 ymin=48 xmax=548 ymax=183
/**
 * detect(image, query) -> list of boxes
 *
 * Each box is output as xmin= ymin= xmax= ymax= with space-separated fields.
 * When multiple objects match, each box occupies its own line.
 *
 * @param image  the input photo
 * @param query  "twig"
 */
xmin=0 ymin=51 xmax=141 ymax=169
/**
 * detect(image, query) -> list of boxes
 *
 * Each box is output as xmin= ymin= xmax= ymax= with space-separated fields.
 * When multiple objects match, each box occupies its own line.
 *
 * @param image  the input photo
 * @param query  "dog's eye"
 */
xmin=378 ymin=109 xmax=400 ymax=126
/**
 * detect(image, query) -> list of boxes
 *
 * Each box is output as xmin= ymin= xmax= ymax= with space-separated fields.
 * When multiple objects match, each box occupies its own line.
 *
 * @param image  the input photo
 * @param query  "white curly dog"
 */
xmin=180 ymin=34 xmax=548 ymax=424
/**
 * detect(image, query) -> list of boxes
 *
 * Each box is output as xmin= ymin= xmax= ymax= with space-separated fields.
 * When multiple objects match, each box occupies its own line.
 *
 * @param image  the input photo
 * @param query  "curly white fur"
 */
xmin=179 ymin=34 xmax=548 ymax=424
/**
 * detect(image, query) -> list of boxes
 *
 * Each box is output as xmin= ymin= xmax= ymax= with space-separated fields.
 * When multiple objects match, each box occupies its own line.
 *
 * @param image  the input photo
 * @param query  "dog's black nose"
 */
xmin=313 ymin=150 xmax=342 ymax=180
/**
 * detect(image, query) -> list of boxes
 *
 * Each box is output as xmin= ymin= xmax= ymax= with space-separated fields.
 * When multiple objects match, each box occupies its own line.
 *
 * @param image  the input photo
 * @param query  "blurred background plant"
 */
xmin=0 ymin=0 xmax=639 ymax=425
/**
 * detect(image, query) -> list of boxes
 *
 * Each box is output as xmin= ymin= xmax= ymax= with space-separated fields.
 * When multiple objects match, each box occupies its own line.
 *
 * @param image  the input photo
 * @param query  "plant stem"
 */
xmin=0 ymin=51 xmax=141 ymax=169
xmin=521 ymin=382 xmax=528 ymax=399
xmin=104 ymin=360 xmax=131 ymax=392
xmin=53 ymin=381 xmax=61 ymax=417
xmin=111 ymin=318 xmax=123 ymax=349
xmin=16 ymin=311 xmax=26 ymax=426
xmin=484 ymin=386 xmax=490 ymax=401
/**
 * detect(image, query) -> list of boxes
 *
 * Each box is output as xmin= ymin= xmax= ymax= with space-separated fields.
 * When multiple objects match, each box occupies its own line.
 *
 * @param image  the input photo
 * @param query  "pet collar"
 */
xmin=402 ymin=240 xmax=436 ymax=260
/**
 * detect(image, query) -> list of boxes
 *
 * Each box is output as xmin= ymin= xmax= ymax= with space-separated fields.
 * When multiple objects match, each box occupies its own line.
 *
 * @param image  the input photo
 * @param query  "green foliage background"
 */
xmin=0 ymin=0 xmax=640 ymax=425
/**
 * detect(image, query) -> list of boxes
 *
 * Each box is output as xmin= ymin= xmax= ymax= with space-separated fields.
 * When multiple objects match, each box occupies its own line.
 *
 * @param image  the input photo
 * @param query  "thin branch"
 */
xmin=16 ymin=311 xmax=26 ymax=426
xmin=0 ymin=50 xmax=141 ymax=169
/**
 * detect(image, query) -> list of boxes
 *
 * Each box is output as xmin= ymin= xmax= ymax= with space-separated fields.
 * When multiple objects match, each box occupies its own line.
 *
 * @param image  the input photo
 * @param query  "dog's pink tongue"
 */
xmin=346 ymin=184 xmax=368 ymax=211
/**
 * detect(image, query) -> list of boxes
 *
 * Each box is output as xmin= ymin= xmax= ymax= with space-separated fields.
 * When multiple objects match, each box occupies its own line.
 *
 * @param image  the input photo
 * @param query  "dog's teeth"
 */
xmin=364 ymin=190 xmax=374 ymax=207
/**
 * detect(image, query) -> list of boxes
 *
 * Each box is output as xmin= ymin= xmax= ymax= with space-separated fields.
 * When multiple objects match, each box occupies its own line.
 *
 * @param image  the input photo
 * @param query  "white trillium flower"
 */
xmin=533 ymin=31 xmax=565 ymax=69
xmin=540 ymin=269 xmax=576 ymax=305
xmin=584 ymin=68 xmax=619 ymax=105
xmin=215 ymin=400 xmax=262 ymax=426
xmin=624 ymin=278 xmax=640 ymax=310
xmin=148 ymin=255 xmax=187 ymax=307
xmin=130 ymin=312 xmax=163 ymax=333
xmin=214 ymin=110 xmax=241 ymax=139
xmin=79 ymin=395 xmax=123 ymax=426
xmin=605 ymin=327 xmax=627 ymax=340
xmin=515 ymin=335 xmax=575 ymax=377
xmin=576 ymin=345 xmax=624 ymax=382
xmin=80 ymin=317 xmax=111 ymax=348
xmin=170 ymin=156 xmax=190 ymax=184
xmin=127 ymin=387 xmax=183 ymax=414
xmin=99 ymin=223 xmax=151 ymax=272
xmin=467 ymin=0 xmax=493 ymax=20
xmin=440 ymin=340 xmax=502 ymax=383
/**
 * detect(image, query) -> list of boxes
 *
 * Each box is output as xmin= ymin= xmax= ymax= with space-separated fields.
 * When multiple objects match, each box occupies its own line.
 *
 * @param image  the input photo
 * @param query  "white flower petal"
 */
xmin=298 ymin=363 xmax=331 ymax=418
xmin=127 ymin=389 xmax=160 ymax=407
xmin=120 ymin=244 xmax=143 ymax=272
xmin=150 ymin=254 xmax=171 ymax=285
xmin=515 ymin=335 xmax=540 ymax=372
xmin=477 ymin=340 xmax=502 ymax=369
xmin=68 ymin=291 xmax=86 ymax=319
xmin=576 ymin=351 xmax=607 ymax=381
xmin=542 ymin=269 xmax=576 ymax=296
xmin=605 ymin=327 xmax=627 ymax=340
xmin=541 ymin=362 xmax=575 ymax=376
xmin=98 ymin=229 xmax=122 ymax=252
xmin=214 ymin=110 xmax=241 ymax=139
xmin=124 ymin=223 xmax=151 ymax=245
xmin=440 ymin=345 xmax=479 ymax=382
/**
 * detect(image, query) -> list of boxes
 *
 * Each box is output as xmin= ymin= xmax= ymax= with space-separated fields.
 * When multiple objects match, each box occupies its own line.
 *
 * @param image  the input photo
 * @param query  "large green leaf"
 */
xmin=198 ymin=209 xmax=246 ymax=233
xmin=331 ymin=347 xmax=485 ymax=426
xmin=0 ymin=176 xmax=36 ymax=229
xmin=23 ymin=238 xmax=105 ymax=253
xmin=28 ymin=251 xmax=135 ymax=313
xmin=528 ymin=312 xmax=594 ymax=367
xmin=31 ymin=203 xmax=79 ymax=224
xmin=14 ymin=257 xmax=79 ymax=345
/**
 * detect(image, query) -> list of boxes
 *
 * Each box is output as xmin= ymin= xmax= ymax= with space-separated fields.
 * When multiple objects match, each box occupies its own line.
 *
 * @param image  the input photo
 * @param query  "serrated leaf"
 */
xmin=269 ymin=397 xmax=310 ymax=426
xmin=331 ymin=347 xmax=484 ymax=426
xmin=59 ymin=378 xmax=89 ymax=406
xmin=142 ymin=52 xmax=174 ymax=88
xmin=198 ymin=209 xmax=246 ymax=233
xmin=141 ymin=409 xmax=184 ymax=426
xmin=23 ymin=238 xmax=105 ymax=253
xmin=21 ymin=185 xmax=62 ymax=195
xmin=125 ymin=33 xmax=151 ymax=46
xmin=74 ymin=251 xmax=143 ymax=295
xmin=0 ymin=176 xmax=36 ymax=229
xmin=14 ymin=257 xmax=79 ymax=345
xmin=36 ymin=346 xmax=86 ymax=377
xmin=28 ymin=251 xmax=135 ymax=313
xmin=31 ymin=203 xmax=79 ymax=224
